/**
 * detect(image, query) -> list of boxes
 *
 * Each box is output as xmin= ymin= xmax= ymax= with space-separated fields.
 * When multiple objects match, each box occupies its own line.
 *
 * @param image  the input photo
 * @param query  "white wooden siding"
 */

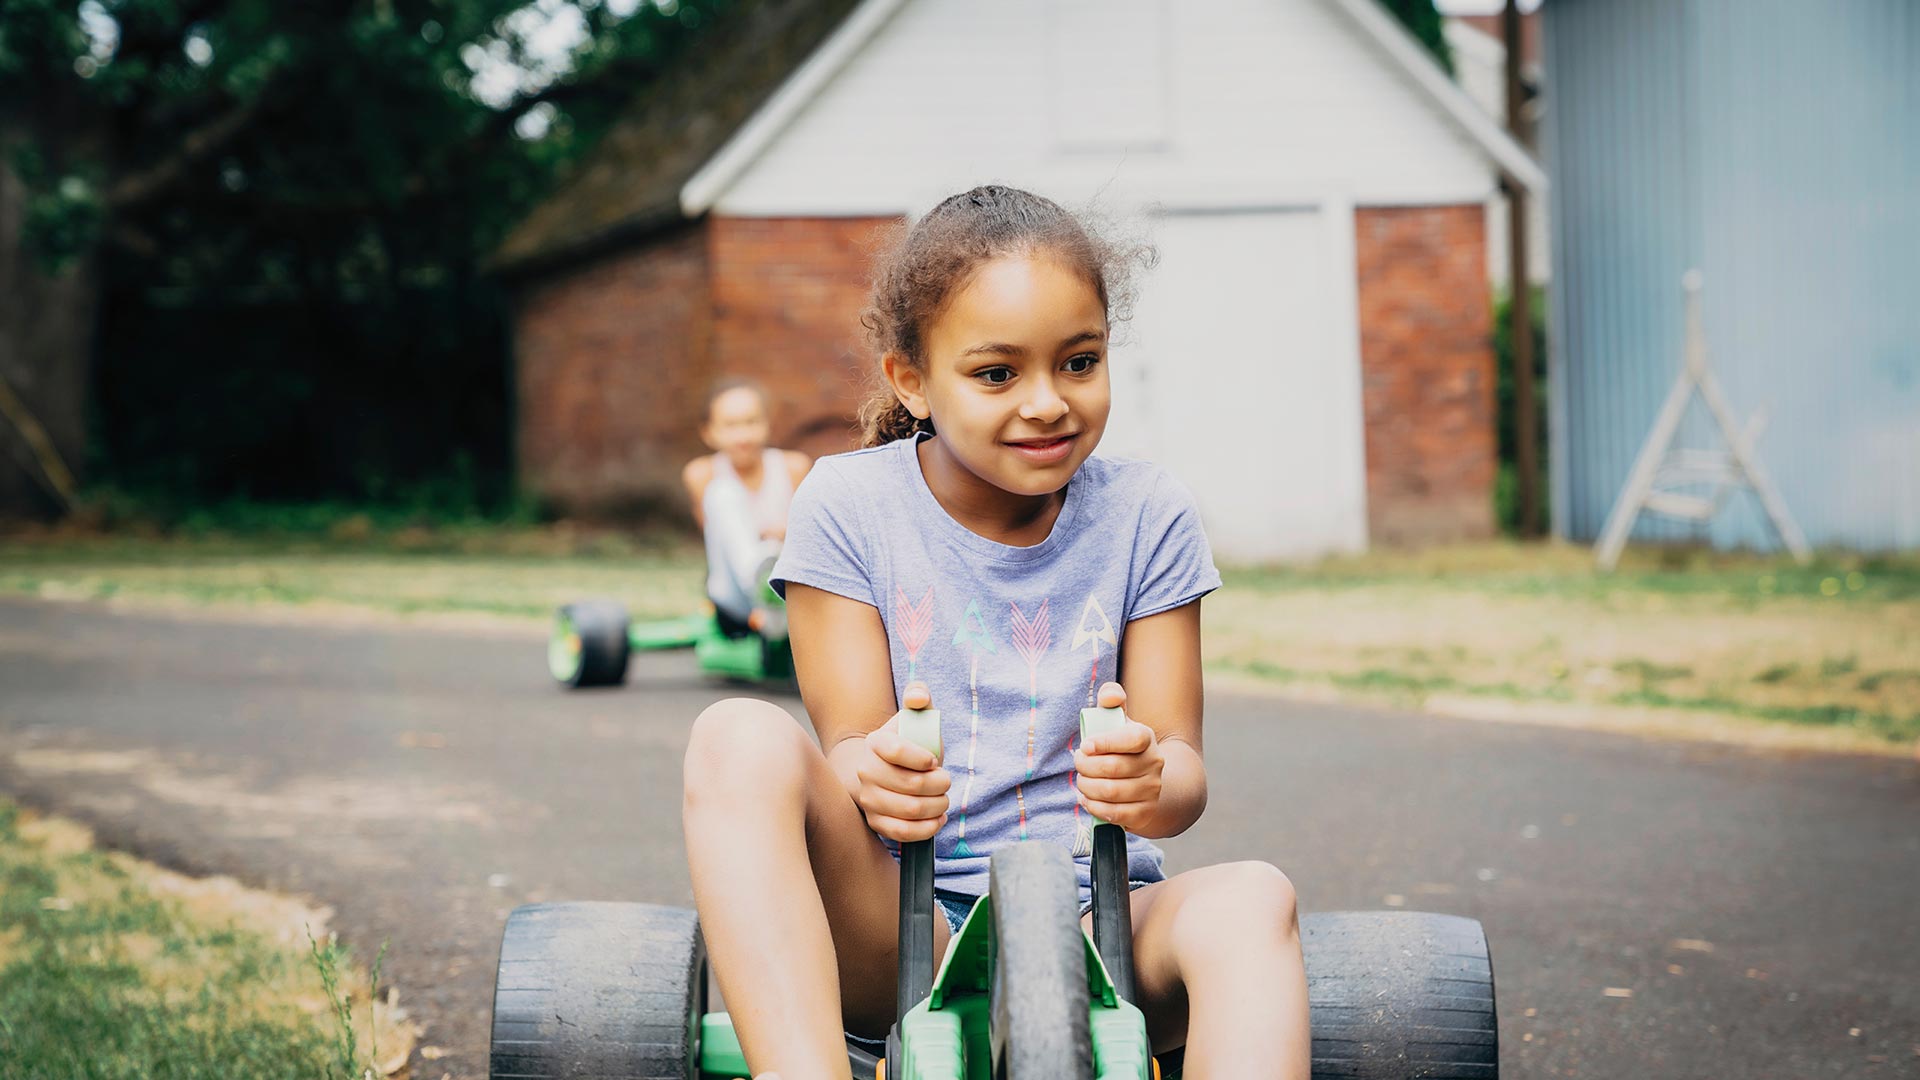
xmin=711 ymin=0 xmax=1497 ymax=217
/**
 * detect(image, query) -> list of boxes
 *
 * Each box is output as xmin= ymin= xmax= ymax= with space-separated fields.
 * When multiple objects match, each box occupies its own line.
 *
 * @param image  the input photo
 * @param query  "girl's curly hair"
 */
xmin=856 ymin=185 xmax=1152 ymax=448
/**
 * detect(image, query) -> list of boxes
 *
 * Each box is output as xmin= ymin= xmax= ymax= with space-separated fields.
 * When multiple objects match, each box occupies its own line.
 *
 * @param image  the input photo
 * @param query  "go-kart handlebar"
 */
xmin=1080 ymin=703 xmax=1138 ymax=1003
xmin=891 ymin=689 xmax=1139 ymax=1028
xmin=893 ymin=692 xmax=942 ymax=1025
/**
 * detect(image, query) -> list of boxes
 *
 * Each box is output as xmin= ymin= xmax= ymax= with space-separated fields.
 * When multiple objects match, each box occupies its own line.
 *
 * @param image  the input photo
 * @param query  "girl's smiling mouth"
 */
xmin=1005 ymin=433 xmax=1078 ymax=465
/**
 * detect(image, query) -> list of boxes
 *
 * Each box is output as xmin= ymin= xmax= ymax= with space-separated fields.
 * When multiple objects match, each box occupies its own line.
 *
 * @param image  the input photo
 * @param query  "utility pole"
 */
xmin=1504 ymin=0 xmax=1541 ymax=536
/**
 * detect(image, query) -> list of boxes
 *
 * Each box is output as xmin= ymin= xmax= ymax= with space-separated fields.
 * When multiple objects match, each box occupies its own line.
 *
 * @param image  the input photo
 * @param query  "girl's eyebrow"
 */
xmin=959 ymin=328 xmax=1107 ymax=359
xmin=960 ymin=341 xmax=1024 ymax=358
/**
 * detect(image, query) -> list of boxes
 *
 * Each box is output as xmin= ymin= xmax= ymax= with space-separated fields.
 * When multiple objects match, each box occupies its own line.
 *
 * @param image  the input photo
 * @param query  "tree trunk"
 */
xmin=0 ymin=135 xmax=100 ymax=520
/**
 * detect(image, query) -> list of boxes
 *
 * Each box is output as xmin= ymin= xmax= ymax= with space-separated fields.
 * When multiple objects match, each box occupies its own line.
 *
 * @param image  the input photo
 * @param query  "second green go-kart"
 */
xmin=487 ymin=702 xmax=1500 ymax=1078
xmin=548 ymin=598 xmax=794 ymax=688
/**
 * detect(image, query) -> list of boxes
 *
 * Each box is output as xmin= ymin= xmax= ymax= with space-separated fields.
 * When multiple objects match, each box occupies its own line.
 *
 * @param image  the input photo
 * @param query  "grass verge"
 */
xmin=1206 ymin=541 xmax=1920 ymax=751
xmin=0 ymin=800 xmax=413 ymax=1079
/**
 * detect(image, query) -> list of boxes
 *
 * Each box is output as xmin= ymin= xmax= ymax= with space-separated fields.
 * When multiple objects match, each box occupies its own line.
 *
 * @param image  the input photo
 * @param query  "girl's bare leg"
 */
xmin=1086 ymin=861 xmax=1309 ymax=1080
xmin=683 ymin=697 xmax=950 ymax=1080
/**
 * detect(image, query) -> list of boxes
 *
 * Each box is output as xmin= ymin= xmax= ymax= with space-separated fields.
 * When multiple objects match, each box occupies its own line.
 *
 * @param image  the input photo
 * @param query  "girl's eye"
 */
xmin=976 ymin=367 xmax=1014 ymax=386
xmin=1065 ymin=353 xmax=1101 ymax=374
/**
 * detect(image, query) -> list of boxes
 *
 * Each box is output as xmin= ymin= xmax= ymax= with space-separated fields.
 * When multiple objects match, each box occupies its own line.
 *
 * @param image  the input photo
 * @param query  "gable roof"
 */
xmin=499 ymin=0 xmax=1546 ymax=274
xmin=493 ymin=0 xmax=863 ymax=275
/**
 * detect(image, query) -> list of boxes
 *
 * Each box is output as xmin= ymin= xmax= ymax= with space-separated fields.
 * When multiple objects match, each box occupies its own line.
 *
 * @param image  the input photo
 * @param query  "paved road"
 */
xmin=0 ymin=598 xmax=1915 ymax=1079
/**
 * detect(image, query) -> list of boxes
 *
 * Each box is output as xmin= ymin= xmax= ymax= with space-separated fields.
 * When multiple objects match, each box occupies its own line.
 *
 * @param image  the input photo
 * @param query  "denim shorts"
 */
xmin=937 ymin=879 xmax=1156 ymax=933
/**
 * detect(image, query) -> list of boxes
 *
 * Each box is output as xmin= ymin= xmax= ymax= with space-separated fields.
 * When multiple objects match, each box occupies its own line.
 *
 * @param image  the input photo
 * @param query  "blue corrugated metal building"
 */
xmin=1543 ymin=0 xmax=1918 ymax=551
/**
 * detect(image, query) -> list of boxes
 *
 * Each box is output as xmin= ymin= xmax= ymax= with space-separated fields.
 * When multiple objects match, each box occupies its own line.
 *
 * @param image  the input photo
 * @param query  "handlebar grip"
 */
xmin=895 ymin=705 xmax=943 ymax=763
xmin=1078 ymin=705 xmax=1127 ymax=827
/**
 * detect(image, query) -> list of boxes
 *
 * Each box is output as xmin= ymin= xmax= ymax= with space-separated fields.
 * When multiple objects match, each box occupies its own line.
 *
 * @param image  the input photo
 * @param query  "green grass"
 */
xmin=1217 ymin=657 xmax=1920 ymax=745
xmin=0 ymin=535 xmax=707 ymax=623
xmin=0 ymin=802 xmax=389 ymax=1080
xmin=1202 ymin=541 xmax=1918 ymax=751
xmin=1220 ymin=543 xmax=1920 ymax=603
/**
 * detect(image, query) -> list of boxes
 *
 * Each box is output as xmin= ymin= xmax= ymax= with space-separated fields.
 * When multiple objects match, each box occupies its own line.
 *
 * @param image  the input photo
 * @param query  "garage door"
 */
xmin=1102 ymin=206 xmax=1369 ymax=563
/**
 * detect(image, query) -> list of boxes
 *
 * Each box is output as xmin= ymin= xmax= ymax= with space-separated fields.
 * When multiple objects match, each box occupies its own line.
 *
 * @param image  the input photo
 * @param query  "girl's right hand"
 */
xmin=855 ymin=682 xmax=950 ymax=843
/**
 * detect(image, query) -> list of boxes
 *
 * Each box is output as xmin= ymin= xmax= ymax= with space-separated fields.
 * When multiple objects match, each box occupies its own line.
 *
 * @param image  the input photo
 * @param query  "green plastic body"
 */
xmin=617 ymin=611 xmax=795 ymax=682
xmin=692 ymin=896 xmax=1152 ymax=1079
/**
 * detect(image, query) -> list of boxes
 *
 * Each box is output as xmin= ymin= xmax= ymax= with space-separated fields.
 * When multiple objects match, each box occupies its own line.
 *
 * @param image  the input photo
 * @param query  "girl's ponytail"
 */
xmin=857 ymin=394 xmax=933 ymax=449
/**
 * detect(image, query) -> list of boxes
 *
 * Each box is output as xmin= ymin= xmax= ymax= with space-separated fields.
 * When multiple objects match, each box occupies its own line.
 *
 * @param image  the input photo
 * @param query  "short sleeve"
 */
xmin=769 ymin=461 xmax=877 ymax=608
xmin=1127 ymin=470 xmax=1223 ymax=621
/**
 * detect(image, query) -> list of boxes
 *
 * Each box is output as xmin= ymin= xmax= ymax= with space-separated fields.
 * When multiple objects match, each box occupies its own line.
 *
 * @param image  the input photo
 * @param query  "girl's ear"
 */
xmin=882 ymin=352 xmax=932 ymax=421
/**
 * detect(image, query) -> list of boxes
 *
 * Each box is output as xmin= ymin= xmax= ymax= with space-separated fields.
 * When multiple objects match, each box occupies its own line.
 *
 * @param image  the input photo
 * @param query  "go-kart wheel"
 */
xmin=489 ymin=902 xmax=704 ymax=1079
xmin=550 ymin=600 xmax=629 ymax=688
xmin=988 ymin=842 xmax=1094 ymax=1080
xmin=1301 ymin=910 xmax=1498 ymax=1079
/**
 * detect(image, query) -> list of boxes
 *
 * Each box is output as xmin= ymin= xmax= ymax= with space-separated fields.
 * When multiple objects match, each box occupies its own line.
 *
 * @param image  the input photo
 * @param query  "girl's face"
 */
xmin=890 ymin=252 xmax=1111 ymax=499
xmin=701 ymin=386 xmax=771 ymax=468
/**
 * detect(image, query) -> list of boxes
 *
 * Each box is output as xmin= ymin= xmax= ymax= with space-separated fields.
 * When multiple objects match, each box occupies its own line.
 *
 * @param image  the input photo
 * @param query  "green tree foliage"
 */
xmin=1380 ymin=0 xmax=1453 ymax=75
xmin=1493 ymin=286 xmax=1548 ymax=533
xmin=1 ymin=0 xmax=723 ymax=512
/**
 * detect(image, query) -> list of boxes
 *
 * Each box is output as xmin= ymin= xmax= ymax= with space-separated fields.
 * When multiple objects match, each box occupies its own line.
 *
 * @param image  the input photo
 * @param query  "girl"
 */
xmin=681 ymin=377 xmax=812 ymax=638
xmin=681 ymin=185 xmax=1309 ymax=1079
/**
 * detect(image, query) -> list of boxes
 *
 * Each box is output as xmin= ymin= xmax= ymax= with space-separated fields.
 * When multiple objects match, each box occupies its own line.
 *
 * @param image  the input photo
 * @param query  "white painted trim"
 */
xmin=679 ymin=0 xmax=908 ymax=216
xmin=1328 ymin=0 xmax=1548 ymax=195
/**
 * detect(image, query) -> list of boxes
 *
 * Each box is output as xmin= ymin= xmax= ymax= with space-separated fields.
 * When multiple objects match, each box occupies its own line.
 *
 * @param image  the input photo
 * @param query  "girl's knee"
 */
xmin=1170 ymin=861 xmax=1299 ymax=952
xmin=1205 ymin=857 xmax=1297 ymax=914
xmin=683 ymin=697 xmax=810 ymax=807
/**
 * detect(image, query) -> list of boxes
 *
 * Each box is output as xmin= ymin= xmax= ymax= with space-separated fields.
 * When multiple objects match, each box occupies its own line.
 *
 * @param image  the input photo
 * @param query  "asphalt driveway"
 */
xmin=0 ymin=598 xmax=1914 ymax=1079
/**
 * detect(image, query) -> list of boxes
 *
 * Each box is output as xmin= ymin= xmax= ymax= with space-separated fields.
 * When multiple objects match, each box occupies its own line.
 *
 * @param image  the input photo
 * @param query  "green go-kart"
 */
xmin=548 ymin=598 xmax=794 ymax=688
xmin=489 ymin=704 xmax=1499 ymax=1078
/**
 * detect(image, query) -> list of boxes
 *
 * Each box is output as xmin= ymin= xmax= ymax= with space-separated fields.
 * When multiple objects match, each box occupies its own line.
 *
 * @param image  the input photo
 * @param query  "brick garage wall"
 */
xmin=1355 ymin=205 xmax=1498 ymax=545
xmin=514 ymin=223 xmax=713 ymax=515
xmin=707 ymin=216 xmax=904 ymax=461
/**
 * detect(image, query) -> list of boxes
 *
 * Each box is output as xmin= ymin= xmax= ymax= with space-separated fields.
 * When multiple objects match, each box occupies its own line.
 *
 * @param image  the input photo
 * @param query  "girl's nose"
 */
xmin=1019 ymin=380 xmax=1069 ymax=423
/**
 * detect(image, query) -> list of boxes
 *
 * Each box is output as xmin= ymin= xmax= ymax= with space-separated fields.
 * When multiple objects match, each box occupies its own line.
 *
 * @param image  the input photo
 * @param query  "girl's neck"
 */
xmin=915 ymin=436 xmax=1065 ymax=547
xmin=727 ymin=450 xmax=765 ymax=488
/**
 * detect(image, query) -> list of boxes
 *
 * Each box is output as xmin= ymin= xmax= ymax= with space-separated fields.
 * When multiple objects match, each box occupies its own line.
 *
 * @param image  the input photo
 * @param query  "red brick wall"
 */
xmin=707 ymin=216 xmax=903 ymax=461
xmin=1354 ymin=205 xmax=1498 ymax=545
xmin=514 ymin=224 xmax=713 ymax=515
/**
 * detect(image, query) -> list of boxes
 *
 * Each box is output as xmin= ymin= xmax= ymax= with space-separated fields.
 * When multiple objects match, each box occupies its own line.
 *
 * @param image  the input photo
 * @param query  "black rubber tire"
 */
xmin=556 ymin=600 xmax=629 ymax=689
xmin=489 ymin=902 xmax=704 ymax=1079
xmin=988 ymin=842 xmax=1094 ymax=1080
xmin=1300 ymin=910 xmax=1498 ymax=1080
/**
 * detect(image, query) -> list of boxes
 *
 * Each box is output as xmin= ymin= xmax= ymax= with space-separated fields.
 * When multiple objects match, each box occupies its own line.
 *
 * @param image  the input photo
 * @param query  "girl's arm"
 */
xmin=785 ymin=582 xmax=951 ymax=841
xmin=1082 ymin=598 xmax=1208 ymax=840
xmin=680 ymin=456 xmax=713 ymax=529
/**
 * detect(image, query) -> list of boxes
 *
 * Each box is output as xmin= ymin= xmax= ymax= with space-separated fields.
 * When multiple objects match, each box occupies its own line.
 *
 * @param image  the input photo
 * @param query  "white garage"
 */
xmin=503 ymin=0 xmax=1544 ymax=556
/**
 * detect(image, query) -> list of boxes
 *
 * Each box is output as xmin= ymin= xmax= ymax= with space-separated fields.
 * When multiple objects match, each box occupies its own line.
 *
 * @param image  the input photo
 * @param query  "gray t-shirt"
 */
xmin=771 ymin=433 xmax=1221 ymax=900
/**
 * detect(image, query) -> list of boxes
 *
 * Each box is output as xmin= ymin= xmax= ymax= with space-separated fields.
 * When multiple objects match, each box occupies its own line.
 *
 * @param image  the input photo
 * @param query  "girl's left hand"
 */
xmin=1072 ymin=681 xmax=1165 ymax=833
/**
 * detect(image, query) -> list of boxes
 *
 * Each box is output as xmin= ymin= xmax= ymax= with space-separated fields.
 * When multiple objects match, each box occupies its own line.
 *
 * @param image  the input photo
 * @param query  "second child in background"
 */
xmin=681 ymin=378 xmax=812 ymax=639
